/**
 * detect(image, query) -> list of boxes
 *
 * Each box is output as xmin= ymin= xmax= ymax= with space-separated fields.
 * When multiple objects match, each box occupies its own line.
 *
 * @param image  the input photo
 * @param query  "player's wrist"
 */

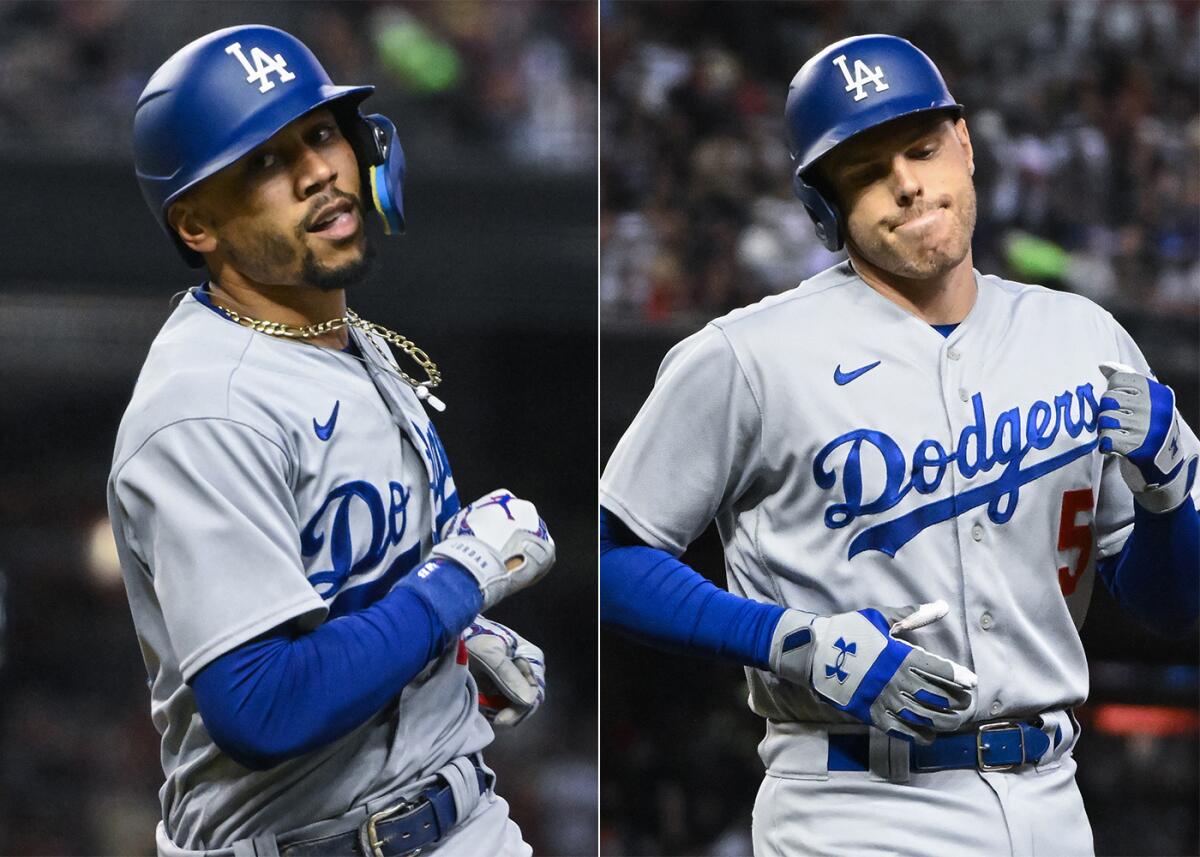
xmin=430 ymin=536 xmax=508 ymax=608
xmin=767 ymin=609 xmax=819 ymax=682
xmin=395 ymin=557 xmax=484 ymax=637
xmin=1130 ymin=455 xmax=1198 ymax=516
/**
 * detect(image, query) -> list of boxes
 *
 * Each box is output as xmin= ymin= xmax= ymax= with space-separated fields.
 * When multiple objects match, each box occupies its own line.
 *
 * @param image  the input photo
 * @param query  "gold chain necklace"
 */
xmin=211 ymin=302 xmax=446 ymax=411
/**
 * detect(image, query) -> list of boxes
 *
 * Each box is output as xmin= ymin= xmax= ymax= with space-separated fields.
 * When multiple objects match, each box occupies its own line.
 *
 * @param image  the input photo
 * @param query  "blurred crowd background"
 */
xmin=601 ymin=0 xmax=1199 ymax=325
xmin=601 ymin=2 xmax=1199 ymax=856
xmin=0 ymin=0 xmax=596 ymax=168
xmin=0 ymin=2 xmax=596 ymax=855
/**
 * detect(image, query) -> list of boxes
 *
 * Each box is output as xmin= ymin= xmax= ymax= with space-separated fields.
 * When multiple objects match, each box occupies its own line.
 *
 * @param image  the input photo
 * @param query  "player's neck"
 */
xmin=847 ymin=250 xmax=977 ymax=326
xmin=207 ymin=272 xmax=350 ymax=349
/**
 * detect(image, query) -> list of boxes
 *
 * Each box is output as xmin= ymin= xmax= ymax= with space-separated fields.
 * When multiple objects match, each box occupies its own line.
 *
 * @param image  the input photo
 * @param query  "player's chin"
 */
xmin=877 ymin=244 xmax=958 ymax=279
xmin=302 ymin=236 xmax=375 ymax=291
xmin=305 ymin=229 xmax=366 ymax=267
xmin=890 ymin=228 xmax=968 ymax=269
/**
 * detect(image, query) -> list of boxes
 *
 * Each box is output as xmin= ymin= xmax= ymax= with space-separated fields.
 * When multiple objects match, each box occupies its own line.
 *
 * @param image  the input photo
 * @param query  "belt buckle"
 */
xmin=976 ymin=721 xmax=1023 ymax=772
xmin=362 ymin=797 xmax=424 ymax=857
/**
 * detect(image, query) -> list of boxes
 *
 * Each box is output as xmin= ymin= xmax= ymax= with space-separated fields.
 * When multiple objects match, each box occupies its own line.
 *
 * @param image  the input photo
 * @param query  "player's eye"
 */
xmin=846 ymin=164 xmax=883 ymax=186
xmin=311 ymin=123 xmax=338 ymax=145
xmin=247 ymin=151 xmax=278 ymax=172
xmin=910 ymin=142 xmax=939 ymax=159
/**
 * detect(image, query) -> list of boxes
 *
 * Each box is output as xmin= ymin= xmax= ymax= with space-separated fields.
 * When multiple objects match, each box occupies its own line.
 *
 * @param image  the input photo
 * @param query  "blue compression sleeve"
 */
xmin=192 ymin=558 xmax=483 ymax=770
xmin=1097 ymin=493 xmax=1199 ymax=637
xmin=600 ymin=507 xmax=785 ymax=668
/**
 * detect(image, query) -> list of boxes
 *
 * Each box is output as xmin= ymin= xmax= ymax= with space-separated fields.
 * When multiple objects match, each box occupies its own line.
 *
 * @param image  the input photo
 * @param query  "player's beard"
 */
xmin=301 ymin=232 xmax=376 ymax=292
xmin=222 ymin=201 xmax=375 ymax=292
xmin=849 ymin=185 xmax=977 ymax=280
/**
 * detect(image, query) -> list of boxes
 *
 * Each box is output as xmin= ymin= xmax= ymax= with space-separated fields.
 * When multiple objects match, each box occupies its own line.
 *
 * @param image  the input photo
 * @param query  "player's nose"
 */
xmin=888 ymin=155 xmax=922 ymax=204
xmin=294 ymin=145 xmax=337 ymax=200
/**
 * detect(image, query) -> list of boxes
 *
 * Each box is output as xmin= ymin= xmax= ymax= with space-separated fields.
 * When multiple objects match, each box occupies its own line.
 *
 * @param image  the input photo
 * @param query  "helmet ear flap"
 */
xmin=350 ymin=113 xmax=406 ymax=236
xmin=793 ymin=168 xmax=843 ymax=252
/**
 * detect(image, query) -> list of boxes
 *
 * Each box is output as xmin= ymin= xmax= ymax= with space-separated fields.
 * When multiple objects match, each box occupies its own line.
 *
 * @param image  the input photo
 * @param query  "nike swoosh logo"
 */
xmin=313 ymin=400 xmax=340 ymax=441
xmin=834 ymin=361 xmax=881 ymax=385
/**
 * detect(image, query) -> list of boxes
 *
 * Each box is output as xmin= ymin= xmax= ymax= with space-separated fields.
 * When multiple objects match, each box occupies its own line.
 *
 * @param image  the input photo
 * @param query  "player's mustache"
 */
xmin=301 ymin=190 xmax=362 ymax=232
xmin=887 ymin=198 xmax=952 ymax=229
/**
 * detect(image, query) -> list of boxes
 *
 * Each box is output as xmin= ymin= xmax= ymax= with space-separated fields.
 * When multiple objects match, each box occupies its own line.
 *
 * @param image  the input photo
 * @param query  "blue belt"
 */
xmin=828 ymin=721 xmax=1056 ymax=773
xmin=278 ymin=764 xmax=489 ymax=857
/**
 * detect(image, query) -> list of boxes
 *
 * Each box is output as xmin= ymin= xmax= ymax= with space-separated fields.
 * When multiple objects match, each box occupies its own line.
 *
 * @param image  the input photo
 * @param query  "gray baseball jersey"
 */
xmin=601 ymin=261 xmax=1200 ymax=726
xmin=108 ymin=289 xmax=491 ymax=850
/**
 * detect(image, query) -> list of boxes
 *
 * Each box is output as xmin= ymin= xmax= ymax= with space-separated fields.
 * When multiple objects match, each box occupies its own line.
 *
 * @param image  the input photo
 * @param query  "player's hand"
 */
xmin=464 ymin=616 xmax=546 ymax=728
xmin=430 ymin=489 xmax=555 ymax=610
xmin=769 ymin=600 xmax=977 ymax=744
xmin=1098 ymin=362 xmax=1197 ymax=513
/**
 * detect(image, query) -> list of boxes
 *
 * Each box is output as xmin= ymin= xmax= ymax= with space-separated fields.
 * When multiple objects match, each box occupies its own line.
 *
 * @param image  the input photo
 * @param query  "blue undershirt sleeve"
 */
xmin=1097 ymin=496 xmax=1199 ymax=637
xmin=191 ymin=557 xmax=483 ymax=771
xmin=600 ymin=506 xmax=785 ymax=669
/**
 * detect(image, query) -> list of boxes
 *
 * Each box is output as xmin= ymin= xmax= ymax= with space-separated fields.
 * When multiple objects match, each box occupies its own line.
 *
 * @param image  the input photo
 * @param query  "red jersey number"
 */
xmin=1057 ymin=488 xmax=1095 ymax=596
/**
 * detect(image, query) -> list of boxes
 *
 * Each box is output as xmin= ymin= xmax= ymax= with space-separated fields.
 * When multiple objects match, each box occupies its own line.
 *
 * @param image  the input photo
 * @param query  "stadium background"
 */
xmin=601 ymin=2 xmax=1199 ymax=855
xmin=0 ymin=2 xmax=596 ymax=855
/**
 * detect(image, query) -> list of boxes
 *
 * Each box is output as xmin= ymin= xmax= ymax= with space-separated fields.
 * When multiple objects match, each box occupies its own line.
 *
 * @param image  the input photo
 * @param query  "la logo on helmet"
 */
xmin=225 ymin=42 xmax=297 ymax=93
xmin=832 ymin=54 xmax=889 ymax=102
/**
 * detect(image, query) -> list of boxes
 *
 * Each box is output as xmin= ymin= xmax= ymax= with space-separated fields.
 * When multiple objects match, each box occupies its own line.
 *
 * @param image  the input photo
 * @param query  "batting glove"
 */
xmin=769 ymin=600 xmax=977 ymax=744
xmin=431 ymin=489 xmax=555 ymax=610
xmin=1098 ymin=362 xmax=1198 ymax=514
xmin=464 ymin=617 xmax=546 ymax=728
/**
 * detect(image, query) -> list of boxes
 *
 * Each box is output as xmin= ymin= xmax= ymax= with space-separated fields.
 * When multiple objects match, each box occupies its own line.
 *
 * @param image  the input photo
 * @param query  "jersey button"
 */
xmin=990 ymin=700 xmax=1002 ymax=715
xmin=971 ymin=523 xmax=984 ymax=541
xmin=958 ymin=388 xmax=969 ymax=402
xmin=980 ymin=612 xmax=994 ymax=630
xmin=948 ymin=347 xmax=961 ymax=360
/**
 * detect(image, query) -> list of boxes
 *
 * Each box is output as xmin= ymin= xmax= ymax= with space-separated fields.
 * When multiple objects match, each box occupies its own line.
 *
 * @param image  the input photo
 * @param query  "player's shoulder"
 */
xmin=123 ymin=293 xmax=265 ymax=412
xmin=979 ymin=270 xmax=1118 ymax=325
xmin=112 ymin=293 xmax=300 ymax=467
xmin=679 ymin=261 xmax=868 ymax=370
xmin=708 ymin=260 xmax=859 ymax=336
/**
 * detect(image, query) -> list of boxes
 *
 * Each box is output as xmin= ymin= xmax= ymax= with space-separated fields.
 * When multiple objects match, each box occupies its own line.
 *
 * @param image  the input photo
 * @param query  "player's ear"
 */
xmin=166 ymin=198 xmax=218 ymax=256
xmin=954 ymin=117 xmax=975 ymax=177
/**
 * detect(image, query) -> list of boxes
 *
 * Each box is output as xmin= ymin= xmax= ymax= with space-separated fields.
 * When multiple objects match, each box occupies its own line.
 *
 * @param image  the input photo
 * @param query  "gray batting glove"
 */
xmin=769 ymin=600 xmax=977 ymax=744
xmin=430 ymin=489 xmax=555 ymax=610
xmin=1098 ymin=362 xmax=1198 ymax=514
xmin=464 ymin=616 xmax=546 ymax=728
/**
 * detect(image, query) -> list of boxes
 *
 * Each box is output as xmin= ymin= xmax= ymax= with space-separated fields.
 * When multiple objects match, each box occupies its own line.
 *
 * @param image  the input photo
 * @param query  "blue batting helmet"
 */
xmin=134 ymin=25 xmax=406 ymax=268
xmin=785 ymin=34 xmax=961 ymax=251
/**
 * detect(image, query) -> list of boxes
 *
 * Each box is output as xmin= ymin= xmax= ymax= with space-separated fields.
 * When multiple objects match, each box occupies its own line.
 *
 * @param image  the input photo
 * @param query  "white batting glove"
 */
xmin=430 ymin=489 xmax=555 ymax=610
xmin=1098 ymin=362 xmax=1197 ymax=514
xmin=769 ymin=600 xmax=977 ymax=744
xmin=464 ymin=617 xmax=546 ymax=728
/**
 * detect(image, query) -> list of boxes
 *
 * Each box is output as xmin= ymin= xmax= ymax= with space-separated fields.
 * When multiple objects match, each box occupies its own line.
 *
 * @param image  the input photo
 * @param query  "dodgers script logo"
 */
xmin=300 ymin=480 xmax=418 ymax=601
xmin=225 ymin=41 xmax=296 ymax=93
xmin=815 ymin=384 xmax=1100 ymax=559
xmin=832 ymin=53 xmax=889 ymax=102
xmin=298 ymin=421 xmax=459 ymax=615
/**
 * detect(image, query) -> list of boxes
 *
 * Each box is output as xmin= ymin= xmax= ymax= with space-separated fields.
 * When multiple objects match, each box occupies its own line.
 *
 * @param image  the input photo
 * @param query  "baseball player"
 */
xmin=600 ymin=34 xmax=1198 ymax=856
xmin=109 ymin=26 xmax=554 ymax=856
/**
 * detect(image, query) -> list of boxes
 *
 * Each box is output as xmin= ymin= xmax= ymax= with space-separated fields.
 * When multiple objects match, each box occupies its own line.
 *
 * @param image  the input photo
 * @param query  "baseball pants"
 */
xmin=752 ymin=750 xmax=1093 ymax=856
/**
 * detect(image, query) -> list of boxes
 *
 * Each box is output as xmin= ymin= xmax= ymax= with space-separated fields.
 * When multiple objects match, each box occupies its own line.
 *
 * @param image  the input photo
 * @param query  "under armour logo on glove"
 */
xmin=769 ymin=600 xmax=977 ymax=744
xmin=826 ymin=637 xmax=857 ymax=683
